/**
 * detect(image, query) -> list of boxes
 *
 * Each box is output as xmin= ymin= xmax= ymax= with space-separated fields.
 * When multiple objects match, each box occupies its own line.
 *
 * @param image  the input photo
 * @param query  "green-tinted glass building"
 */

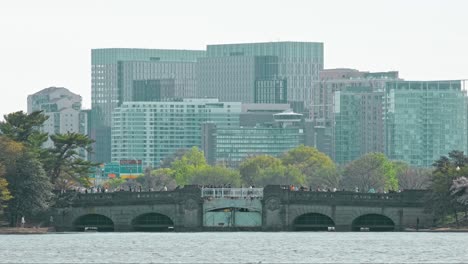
xmin=333 ymin=79 xmax=467 ymax=167
xmin=111 ymin=99 xmax=240 ymax=167
xmin=202 ymin=110 xmax=306 ymax=167
xmin=333 ymin=87 xmax=385 ymax=164
xmin=91 ymin=48 xmax=206 ymax=162
xmin=311 ymin=69 xmax=400 ymax=158
xmin=384 ymin=80 xmax=467 ymax=167
xmin=212 ymin=126 xmax=305 ymax=167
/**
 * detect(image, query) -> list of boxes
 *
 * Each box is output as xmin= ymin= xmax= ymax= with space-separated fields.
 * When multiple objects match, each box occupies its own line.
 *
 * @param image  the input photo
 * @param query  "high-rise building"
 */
xmin=27 ymin=87 xmax=88 ymax=154
xmin=91 ymin=48 xmax=206 ymax=162
xmin=333 ymin=87 xmax=385 ymax=164
xmin=111 ymin=99 xmax=241 ymax=167
xmin=197 ymin=42 xmax=323 ymax=110
xmin=331 ymin=79 xmax=467 ymax=167
xmin=310 ymin=69 xmax=400 ymax=158
xmin=383 ymin=80 xmax=467 ymax=167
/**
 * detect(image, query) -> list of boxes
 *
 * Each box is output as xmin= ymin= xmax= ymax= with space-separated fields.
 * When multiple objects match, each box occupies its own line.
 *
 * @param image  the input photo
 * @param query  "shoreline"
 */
xmin=0 ymin=227 xmax=51 ymax=234
xmin=2 ymin=227 xmax=468 ymax=234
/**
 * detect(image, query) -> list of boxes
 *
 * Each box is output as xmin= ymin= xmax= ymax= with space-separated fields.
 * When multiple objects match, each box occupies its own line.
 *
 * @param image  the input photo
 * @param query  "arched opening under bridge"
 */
xmin=132 ymin=213 xmax=174 ymax=232
xmin=352 ymin=214 xmax=395 ymax=231
xmin=73 ymin=214 xmax=114 ymax=232
xmin=293 ymin=213 xmax=335 ymax=231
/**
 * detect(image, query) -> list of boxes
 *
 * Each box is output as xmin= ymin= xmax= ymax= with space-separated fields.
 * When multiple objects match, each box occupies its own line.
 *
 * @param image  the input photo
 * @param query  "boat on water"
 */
xmin=84 ymin=226 xmax=98 ymax=232
xmin=0 ymin=227 xmax=49 ymax=234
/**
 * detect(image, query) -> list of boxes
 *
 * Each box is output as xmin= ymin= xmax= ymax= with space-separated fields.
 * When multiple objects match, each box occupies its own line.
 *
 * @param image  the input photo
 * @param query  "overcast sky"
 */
xmin=0 ymin=0 xmax=467 ymax=117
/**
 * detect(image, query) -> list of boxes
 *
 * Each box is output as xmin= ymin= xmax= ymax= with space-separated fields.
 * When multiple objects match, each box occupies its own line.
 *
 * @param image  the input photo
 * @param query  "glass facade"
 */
xmin=254 ymin=78 xmax=287 ymax=104
xmin=111 ymin=99 xmax=240 ymax=167
xmin=333 ymin=88 xmax=385 ymax=164
xmin=213 ymin=126 xmax=304 ymax=167
xmin=384 ymin=80 xmax=467 ymax=167
xmin=332 ymin=79 xmax=467 ymax=167
xmin=310 ymin=69 xmax=400 ymax=158
xmin=91 ymin=48 xmax=206 ymax=162
xmin=198 ymin=42 xmax=323 ymax=108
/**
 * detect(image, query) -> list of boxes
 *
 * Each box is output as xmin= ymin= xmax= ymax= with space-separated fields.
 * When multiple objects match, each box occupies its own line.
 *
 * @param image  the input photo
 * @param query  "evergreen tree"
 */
xmin=3 ymin=150 xmax=53 ymax=226
xmin=44 ymin=132 xmax=97 ymax=186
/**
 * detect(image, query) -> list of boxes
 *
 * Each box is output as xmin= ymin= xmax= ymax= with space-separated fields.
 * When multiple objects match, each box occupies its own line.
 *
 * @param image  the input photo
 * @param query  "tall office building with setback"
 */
xmin=197 ymin=42 xmax=323 ymax=112
xmin=91 ymin=48 xmax=206 ymax=162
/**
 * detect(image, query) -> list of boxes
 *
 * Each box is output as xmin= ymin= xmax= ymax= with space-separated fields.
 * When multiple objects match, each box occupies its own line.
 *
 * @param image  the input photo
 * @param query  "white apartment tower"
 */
xmin=27 ymin=87 xmax=88 ymax=151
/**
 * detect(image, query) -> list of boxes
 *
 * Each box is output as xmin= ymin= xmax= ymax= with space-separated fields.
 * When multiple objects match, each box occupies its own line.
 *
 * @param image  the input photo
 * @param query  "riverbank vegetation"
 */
xmin=0 ymin=111 xmax=96 ymax=226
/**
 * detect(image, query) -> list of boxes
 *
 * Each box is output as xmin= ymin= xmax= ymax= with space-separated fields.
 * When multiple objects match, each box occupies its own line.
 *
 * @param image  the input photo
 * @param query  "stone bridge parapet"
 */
xmin=53 ymin=185 xmax=432 ymax=232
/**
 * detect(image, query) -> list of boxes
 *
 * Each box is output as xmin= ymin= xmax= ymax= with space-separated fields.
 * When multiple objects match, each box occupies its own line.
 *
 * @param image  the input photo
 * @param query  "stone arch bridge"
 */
xmin=53 ymin=185 xmax=432 ymax=232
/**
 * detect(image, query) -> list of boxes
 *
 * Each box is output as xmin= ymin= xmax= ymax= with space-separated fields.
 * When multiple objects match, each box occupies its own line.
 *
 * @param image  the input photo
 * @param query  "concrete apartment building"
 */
xmin=27 ymin=87 xmax=88 ymax=157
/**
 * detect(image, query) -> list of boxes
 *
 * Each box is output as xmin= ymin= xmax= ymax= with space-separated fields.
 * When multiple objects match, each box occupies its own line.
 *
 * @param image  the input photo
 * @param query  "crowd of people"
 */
xmin=284 ymin=185 xmax=402 ymax=194
xmin=62 ymin=183 xmax=402 ymax=195
xmin=61 ymin=185 xmax=170 ymax=194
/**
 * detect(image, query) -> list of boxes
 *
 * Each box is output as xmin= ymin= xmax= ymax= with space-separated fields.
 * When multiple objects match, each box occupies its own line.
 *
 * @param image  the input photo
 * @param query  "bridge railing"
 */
xmin=281 ymin=189 xmax=428 ymax=206
xmin=74 ymin=191 xmax=177 ymax=201
xmin=56 ymin=190 xmax=181 ymax=206
xmin=201 ymin=188 xmax=263 ymax=199
xmin=288 ymin=191 xmax=401 ymax=201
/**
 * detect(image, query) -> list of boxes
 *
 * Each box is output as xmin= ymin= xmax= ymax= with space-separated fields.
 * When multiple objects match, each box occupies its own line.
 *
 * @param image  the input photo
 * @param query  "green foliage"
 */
xmin=160 ymin=149 xmax=189 ymax=168
xmin=239 ymin=155 xmax=305 ymax=187
xmin=3 ymin=150 xmax=53 ymax=226
xmin=171 ymin=147 xmax=207 ymax=185
xmin=136 ymin=168 xmax=177 ymax=191
xmin=239 ymin=155 xmax=282 ymax=185
xmin=342 ymin=153 xmax=398 ymax=192
xmin=188 ymin=166 xmax=241 ymax=186
xmin=256 ymin=164 xmax=305 ymax=186
xmin=0 ymin=111 xmax=48 ymax=147
xmin=44 ymin=132 xmax=97 ymax=186
xmin=0 ymin=165 xmax=12 ymax=209
xmin=0 ymin=136 xmax=24 ymax=210
xmin=281 ymin=145 xmax=339 ymax=188
xmin=104 ymin=178 xmax=126 ymax=190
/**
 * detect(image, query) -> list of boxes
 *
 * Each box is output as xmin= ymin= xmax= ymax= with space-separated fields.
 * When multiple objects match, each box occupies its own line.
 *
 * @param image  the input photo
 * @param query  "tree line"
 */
xmin=129 ymin=146 xmax=430 ymax=193
xmin=0 ymin=110 xmax=467 ymax=227
xmin=0 ymin=111 xmax=95 ymax=226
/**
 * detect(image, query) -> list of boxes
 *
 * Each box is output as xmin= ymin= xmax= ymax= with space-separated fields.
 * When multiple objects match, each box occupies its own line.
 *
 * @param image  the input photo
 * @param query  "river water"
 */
xmin=0 ymin=232 xmax=467 ymax=263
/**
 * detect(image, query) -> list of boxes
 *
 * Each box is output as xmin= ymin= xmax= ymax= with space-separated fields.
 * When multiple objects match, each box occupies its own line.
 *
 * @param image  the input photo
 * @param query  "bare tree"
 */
xmin=398 ymin=167 xmax=432 ymax=190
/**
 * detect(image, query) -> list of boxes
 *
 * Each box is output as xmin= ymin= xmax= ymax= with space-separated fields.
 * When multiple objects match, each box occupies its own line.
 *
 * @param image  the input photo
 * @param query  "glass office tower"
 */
xmin=197 ymin=42 xmax=324 ymax=111
xmin=384 ymin=80 xmax=467 ymax=167
xmin=333 ymin=87 xmax=385 ymax=164
xmin=111 ymin=99 xmax=240 ymax=167
xmin=91 ymin=48 xmax=206 ymax=162
xmin=311 ymin=69 xmax=400 ymax=158
xmin=333 ymin=79 xmax=467 ymax=167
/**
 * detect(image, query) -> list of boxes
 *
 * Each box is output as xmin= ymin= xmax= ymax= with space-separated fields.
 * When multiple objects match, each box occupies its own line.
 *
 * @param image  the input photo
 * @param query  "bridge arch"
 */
xmin=132 ymin=212 xmax=174 ymax=231
xmin=73 ymin=214 xmax=114 ymax=232
xmin=293 ymin=213 xmax=335 ymax=231
xmin=352 ymin=214 xmax=395 ymax=231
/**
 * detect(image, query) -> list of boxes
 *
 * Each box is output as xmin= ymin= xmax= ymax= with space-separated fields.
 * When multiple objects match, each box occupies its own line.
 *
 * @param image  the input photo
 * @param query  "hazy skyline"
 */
xmin=1 ymin=0 xmax=467 ymax=117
